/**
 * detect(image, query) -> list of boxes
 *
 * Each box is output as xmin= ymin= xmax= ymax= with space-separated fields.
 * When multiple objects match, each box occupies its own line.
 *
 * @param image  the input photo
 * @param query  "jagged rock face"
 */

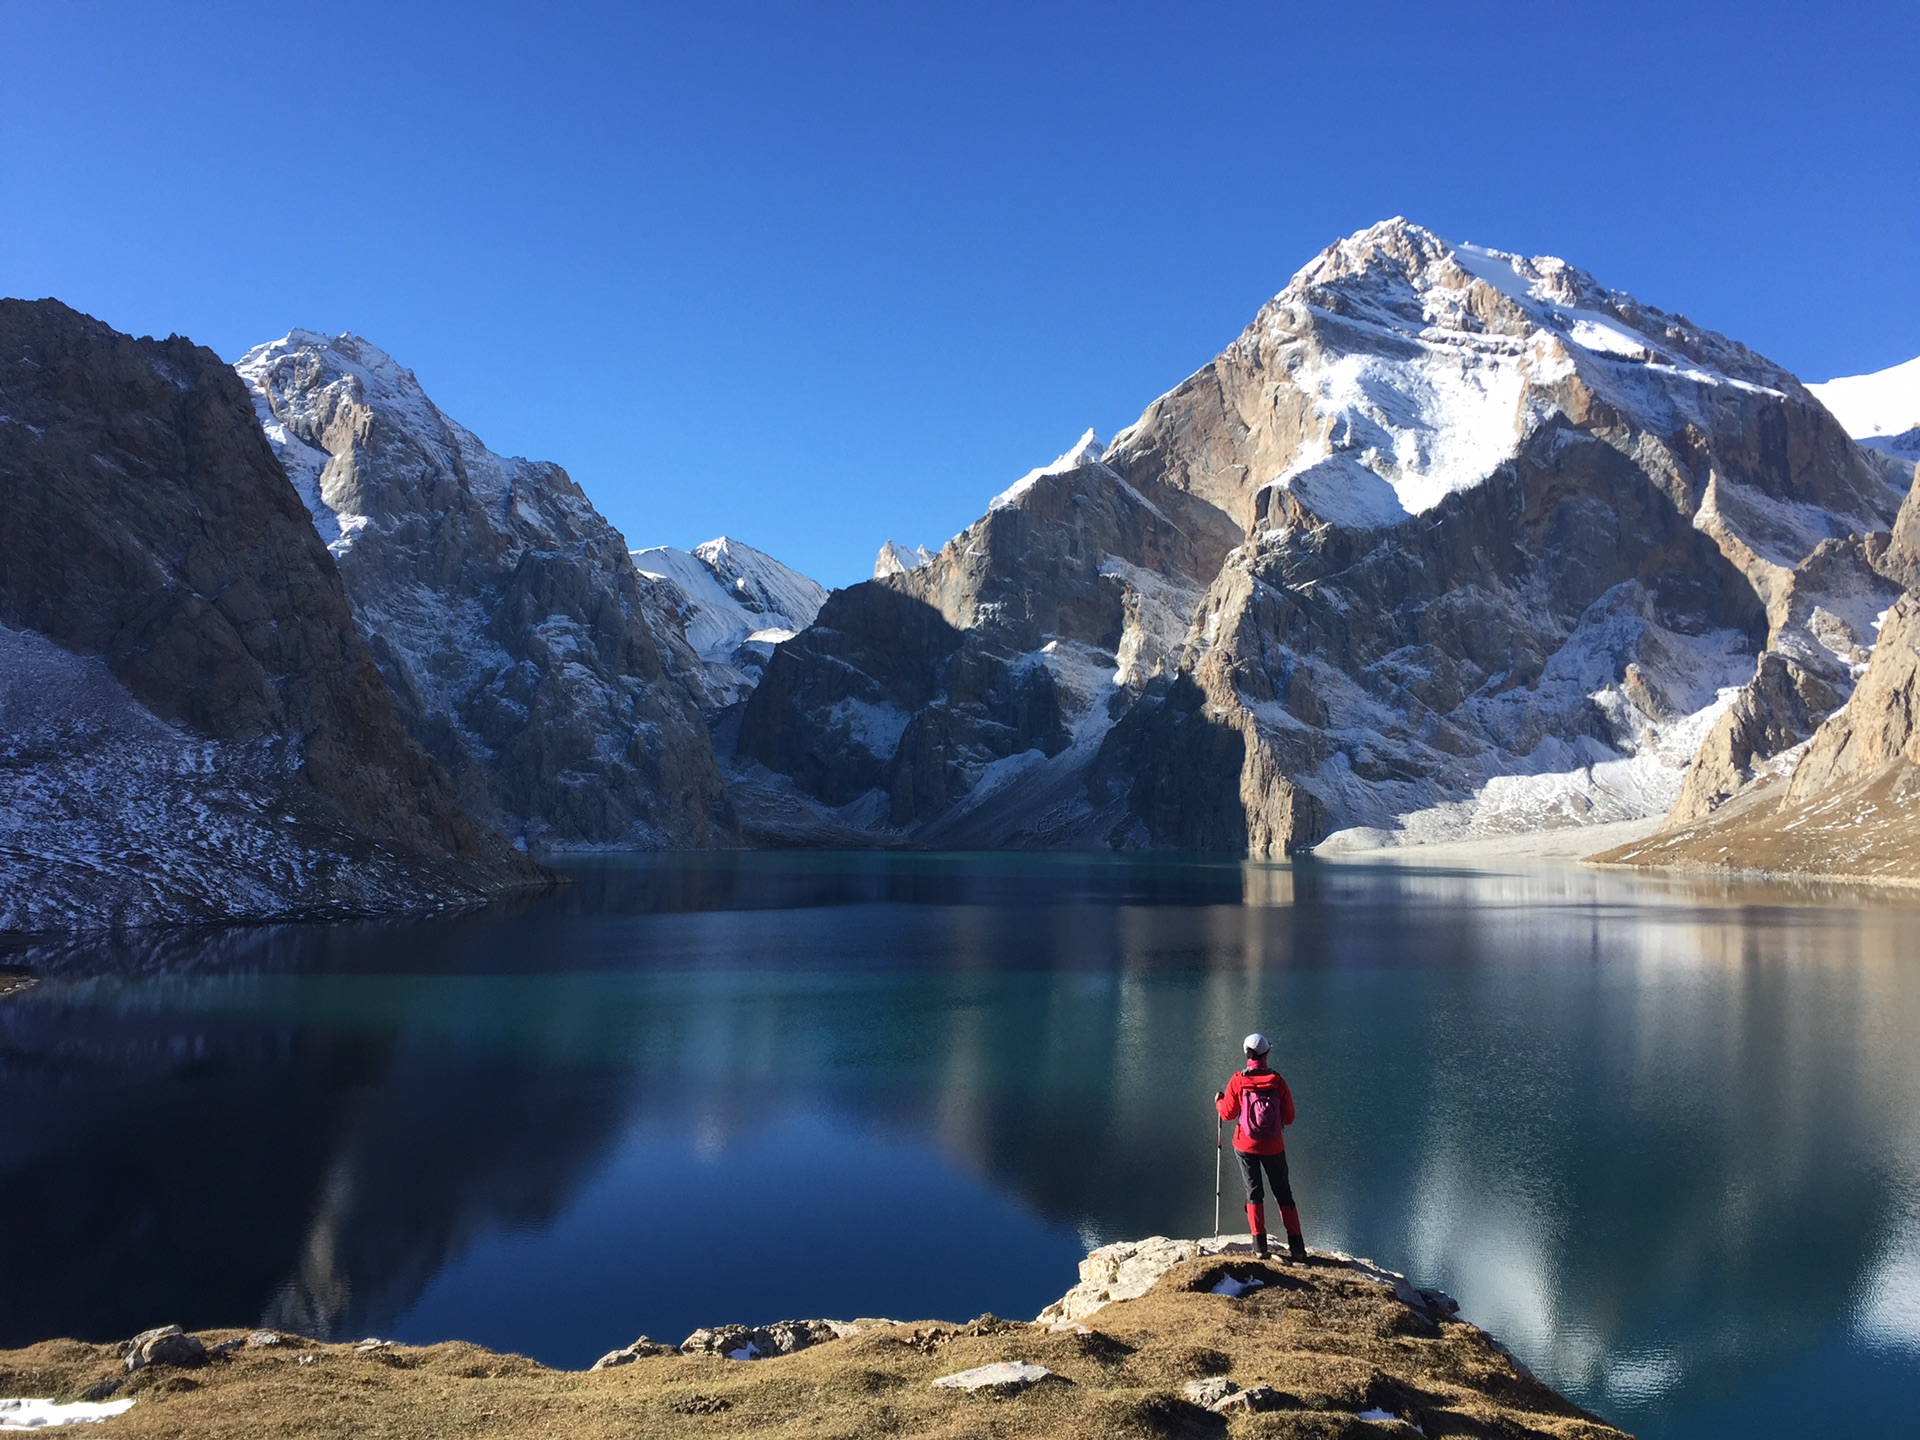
xmin=734 ymin=431 xmax=1240 ymax=844
xmin=1596 ymin=490 xmax=1920 ymax=881
xmin=235 ymin=332 xmax=737 ymax=850
xmin=737 ymin=221 xmax=1908 ymax=853
xmin=1661 ymin=358 xmax=1919 ymax=825
xmin=631 ymin=536 xmax=827 ymax=709
xmin=1777 ymin=479 xmax=1920 ymax=805
xmin=0 ymin=299 xmax=537 ymax=931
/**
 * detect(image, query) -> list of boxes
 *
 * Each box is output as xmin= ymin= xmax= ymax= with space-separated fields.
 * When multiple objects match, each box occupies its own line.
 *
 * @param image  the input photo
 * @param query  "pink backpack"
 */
xmin=1240 ymin=1082 xmax=1281 ymax=1142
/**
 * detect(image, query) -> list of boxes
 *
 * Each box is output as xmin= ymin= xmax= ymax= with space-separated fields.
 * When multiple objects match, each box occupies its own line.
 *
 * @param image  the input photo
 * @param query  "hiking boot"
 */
xmin=1287 ymin=1233 xmax=1307 ymax=1264
xmin=1252 ymin=1233 xmax=1269 ymax=1259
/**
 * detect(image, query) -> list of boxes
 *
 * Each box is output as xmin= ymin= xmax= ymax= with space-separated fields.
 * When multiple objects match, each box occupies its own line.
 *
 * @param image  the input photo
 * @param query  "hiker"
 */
xmin=1215 ymin=1032 xmax=1307 ymax=1261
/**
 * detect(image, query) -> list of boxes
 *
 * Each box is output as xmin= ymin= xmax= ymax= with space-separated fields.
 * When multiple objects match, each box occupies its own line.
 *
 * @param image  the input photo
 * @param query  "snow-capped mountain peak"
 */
xmin=874 ymin=540 xmax=935 ymax=579
xmin=1809 ymin=355 xmax=1920 ymax=464
xmin=990 ymin=428 xmax=1107 ymax=511
xmin=235 ymin=331 xmax=567 ymax=556
xmin=1105 ymin=218 xmax=1815 ymax=532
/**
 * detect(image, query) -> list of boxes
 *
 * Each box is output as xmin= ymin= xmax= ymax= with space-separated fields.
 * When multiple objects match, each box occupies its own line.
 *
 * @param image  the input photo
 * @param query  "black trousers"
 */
xmin=1237 ymin=1149 xmax=1296 ymax=1210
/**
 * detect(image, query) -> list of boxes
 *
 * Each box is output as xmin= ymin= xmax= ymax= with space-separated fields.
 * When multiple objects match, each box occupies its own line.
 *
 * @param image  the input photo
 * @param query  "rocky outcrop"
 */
xmin=0 ymin=299 xmax=539 ymax=932
xmin=738 ymin=221 xmax=1907 ymax=853
xmin=631 ymin=536 xmax=827 ymax=710
xmin=929 ymin=1361 xmax=1064 ymax=1395
xmin=124 ymin=1326 xmax=207 ymax=1373
xmin=235 ymin=332 xmax=736 ymax=850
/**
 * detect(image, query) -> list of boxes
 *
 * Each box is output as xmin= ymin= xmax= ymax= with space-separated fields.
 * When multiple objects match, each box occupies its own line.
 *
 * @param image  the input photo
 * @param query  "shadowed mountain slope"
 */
xmin=0 ymin=299 xmax=540 ymax=931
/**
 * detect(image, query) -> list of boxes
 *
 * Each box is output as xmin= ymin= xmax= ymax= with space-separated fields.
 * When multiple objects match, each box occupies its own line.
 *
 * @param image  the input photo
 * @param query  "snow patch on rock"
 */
xmin=0 ymin=626 xmax=486 ymax=932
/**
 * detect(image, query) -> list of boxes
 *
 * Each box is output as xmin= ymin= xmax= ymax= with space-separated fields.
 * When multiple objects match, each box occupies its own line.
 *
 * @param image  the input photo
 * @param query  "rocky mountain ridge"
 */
xmin=734 ymin=219 xmax=1909 ymax=853
xmin=0 ymin=300 xmax=540 ymax=932
xmin=235 ymin=332 xmax=738 ymax=851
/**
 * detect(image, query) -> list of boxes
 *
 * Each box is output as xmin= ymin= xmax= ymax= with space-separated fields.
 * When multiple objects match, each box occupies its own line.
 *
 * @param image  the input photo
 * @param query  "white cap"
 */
xmin=1243 ymin=1032 xmax=1270 ymax=1056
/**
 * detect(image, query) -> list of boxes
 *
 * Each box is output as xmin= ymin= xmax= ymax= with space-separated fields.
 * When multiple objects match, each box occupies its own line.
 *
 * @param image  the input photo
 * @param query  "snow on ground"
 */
xmin=0 ymin=1397 xmax=136 ymax=1429
xmin=1325 ymin=816 xmax=1663 ymax=863
xmin=825 ymin=697 xmax=912 ymax=757
xmin=0 ymin=624 xmax=479 ymax=933
xmin=1266 ymin=452 xmax=1412 ymax=532
xmin=1809 ymin=354 xmax=1920 ymax=462
xmin=1277 ymin=334 xmax=1537 ymax=519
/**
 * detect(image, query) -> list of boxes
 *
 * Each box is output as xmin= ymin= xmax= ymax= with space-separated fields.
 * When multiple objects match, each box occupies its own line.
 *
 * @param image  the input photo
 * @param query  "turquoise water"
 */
xmin=3 ymin=852 xmax=1918 ymax=1437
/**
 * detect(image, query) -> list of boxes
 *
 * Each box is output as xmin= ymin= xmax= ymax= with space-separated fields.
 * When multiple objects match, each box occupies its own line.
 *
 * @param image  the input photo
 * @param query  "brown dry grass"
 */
xmin=1590 ymin=761 xmax=1920 ymax=889
xmin=0 ymin=1256 xmax=1630 ymax=1439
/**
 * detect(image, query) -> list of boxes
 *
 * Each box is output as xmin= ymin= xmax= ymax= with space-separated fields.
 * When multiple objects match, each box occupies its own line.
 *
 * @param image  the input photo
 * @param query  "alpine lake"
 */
xmin=4 ymin=851 xmax=1918 ymax=1439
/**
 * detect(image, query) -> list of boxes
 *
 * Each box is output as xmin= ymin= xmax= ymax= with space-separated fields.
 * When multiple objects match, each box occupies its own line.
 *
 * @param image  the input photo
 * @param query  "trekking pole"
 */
xmin=1213 ymin=1110 xmax=1223 ymax=1237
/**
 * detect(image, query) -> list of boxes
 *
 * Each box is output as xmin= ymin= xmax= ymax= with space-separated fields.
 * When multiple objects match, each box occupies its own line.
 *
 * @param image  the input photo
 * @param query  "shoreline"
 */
xmin=0 ymin=1237 xmax=1629 ymax=1439
xmin=1315 ymin=817 xmax=1663 ymax=866
xmin=1318 ymin=819 xmax=1920 ymax=897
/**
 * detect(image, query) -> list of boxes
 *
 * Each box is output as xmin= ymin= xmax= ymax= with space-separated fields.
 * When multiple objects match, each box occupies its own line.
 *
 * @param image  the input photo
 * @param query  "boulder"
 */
xmin=1217 ymin=1384 xmax=1287 ymax=1413
xmin=679 ymin=1319 xmax=844 ymax=1360
xmin=1182 ymin=1376 xmax=1238 ymax=1409
xmin=1038 ymin=1236 xmax=1243 ymax=1324
xmin=929 ymin=1361 xmax=1065 ymax=1396
xmin=589 ymin=1336 xmax=674 ymax=1370
xmin=124 ymin=1326 xmax=207 ymax=1372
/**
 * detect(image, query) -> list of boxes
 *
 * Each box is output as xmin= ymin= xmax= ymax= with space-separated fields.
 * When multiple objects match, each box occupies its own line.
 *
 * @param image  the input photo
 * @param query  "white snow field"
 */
xmin=1809 ymin=354 xmax=1920 ymax=464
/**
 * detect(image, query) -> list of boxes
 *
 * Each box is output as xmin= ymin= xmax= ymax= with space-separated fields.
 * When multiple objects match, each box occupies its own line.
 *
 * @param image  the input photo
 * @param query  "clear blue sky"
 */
xmin=4 ymin=2 xmax=1916 ymax=586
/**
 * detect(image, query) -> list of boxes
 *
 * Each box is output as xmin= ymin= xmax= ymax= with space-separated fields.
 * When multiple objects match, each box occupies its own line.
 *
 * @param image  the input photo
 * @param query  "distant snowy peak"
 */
xmin=875 ymin=540 xmax=936 ymax=579
xmin=693 ymin=536 xmax=828 ymax=632
xmin=632 ymin=537 xmax=826 ymax=665
xmin=1809 ymin=356 xmax=1920 ymax=464
xmin=990 ymin=428 xmax=1107 ymax=511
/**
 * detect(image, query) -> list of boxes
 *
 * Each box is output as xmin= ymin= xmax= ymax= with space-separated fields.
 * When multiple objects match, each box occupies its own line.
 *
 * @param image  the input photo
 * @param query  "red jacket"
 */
xmin=1217 ymin=1065 xmax=1294 ymax=1154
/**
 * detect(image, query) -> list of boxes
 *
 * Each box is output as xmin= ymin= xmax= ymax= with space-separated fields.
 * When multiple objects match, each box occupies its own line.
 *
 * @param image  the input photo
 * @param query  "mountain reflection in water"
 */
xmin=2 ymin=852 xmax=1917 ymax=1440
